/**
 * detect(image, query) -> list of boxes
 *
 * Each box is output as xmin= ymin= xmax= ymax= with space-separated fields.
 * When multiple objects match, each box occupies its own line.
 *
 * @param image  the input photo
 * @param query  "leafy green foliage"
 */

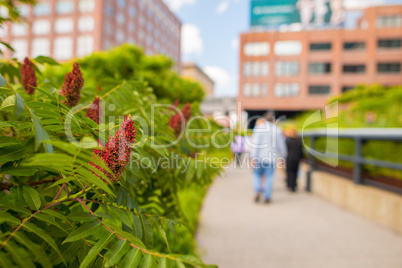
xmin=0 ymin=0 xmax=36 ymax=56
xmin=0 ymin=45 xmax=230 ymax=267
xmin=295 ymin=84 xmax=402 ymax=180
xmin=44 ymin=45 xmax=206 ymax=103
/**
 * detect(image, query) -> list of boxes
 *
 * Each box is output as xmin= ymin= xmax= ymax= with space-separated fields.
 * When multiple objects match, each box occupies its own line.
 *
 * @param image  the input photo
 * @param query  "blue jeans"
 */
xmin=253 ymin=162 xmax=275 ymax=199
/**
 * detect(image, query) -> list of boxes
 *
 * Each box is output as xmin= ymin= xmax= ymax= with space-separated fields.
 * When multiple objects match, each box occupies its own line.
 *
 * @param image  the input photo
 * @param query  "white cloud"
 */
xmin=203 ymin=66 xmax=231 ymax=90
xmin=216 ymin=0 xmax=230 ymax=14
xmin=163 ymin=0 xmax=196 ymax=12
xmin=181 ymin=24 xmax=203 ymax=56
xmin=231 ymin=37 xmax=239 ymax=50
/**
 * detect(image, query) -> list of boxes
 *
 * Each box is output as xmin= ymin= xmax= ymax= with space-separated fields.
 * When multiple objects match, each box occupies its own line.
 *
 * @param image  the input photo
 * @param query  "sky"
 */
xmin=162 ymin=0 xmax=402 ymax=97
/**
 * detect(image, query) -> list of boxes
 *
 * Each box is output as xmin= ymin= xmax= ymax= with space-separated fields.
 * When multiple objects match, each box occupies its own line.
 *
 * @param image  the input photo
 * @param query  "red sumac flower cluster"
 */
xmin=85 ymin=97 xmax=102 ymax=124
xmin=91 ymin=115 xmax=136 ymax=182
xmin=60 ymin=62 xmax=84 ymax=107
xmin=20 ymin=57 xmax=37 ymax=95
xmin=168 ymin=103 xmax=192 ymax=136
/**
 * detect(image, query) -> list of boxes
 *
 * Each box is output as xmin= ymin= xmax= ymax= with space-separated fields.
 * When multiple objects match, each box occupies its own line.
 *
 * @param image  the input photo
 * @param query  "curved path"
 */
xmin=196 ymin=165 xmax=402 ymax=268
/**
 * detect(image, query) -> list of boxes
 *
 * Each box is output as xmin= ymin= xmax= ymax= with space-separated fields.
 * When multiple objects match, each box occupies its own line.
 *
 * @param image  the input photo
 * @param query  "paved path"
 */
xmin=196 ymin=165 xmax=402 ymax=268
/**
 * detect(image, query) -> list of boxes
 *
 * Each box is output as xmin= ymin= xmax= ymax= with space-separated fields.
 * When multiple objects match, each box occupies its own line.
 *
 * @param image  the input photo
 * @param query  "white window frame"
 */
xmin=54 ymin=37 xmax=73 ymax=60
xmin=31 ymin=38 xmax=50 ymax=57
xmin=78 ymin=16 xmax=95 ymax=32
xmin=55 ymin=18 xmax=74 ymax=33
xmin=274 ymin=41 xmax=302 ymax=56
xmin=77 ymin=35 xmax=94 ymax=57
xmin=33 ymin=20 xmax=51 ymax=35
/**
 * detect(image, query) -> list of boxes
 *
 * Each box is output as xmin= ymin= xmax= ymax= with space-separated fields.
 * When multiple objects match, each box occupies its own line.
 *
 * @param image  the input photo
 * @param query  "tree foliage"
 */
xmin=44 ymin=45 xmax=206 ymax=104
xmin=0 ymin=46 xmax=229 ymax=266
xmin=0 ymin=0 xmax=37 ymax=56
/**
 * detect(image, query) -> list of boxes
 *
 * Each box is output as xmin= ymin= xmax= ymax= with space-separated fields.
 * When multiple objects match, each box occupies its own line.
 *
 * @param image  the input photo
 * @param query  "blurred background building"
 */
xmin=181 ymin=62 xmax=236 ymax=118
xmin=200 ymin=97 xmax=237 ymax=118
xmin=182 ymin=62 xmax=215 ymax=96
xmin=239 ymin=1 xmax=402 ymax=125
xmin=0 ymin=0 xmax=181 ymax=68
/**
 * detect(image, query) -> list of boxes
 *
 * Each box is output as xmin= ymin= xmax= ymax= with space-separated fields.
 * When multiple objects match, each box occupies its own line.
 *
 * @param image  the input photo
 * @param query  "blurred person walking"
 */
xmin=249 ymin=113 xmax=287 ymax=203
xmin=231 ymin=135 xmax=245 ymax=166
xmin=285 ymin=127 xmax=304 ymax=192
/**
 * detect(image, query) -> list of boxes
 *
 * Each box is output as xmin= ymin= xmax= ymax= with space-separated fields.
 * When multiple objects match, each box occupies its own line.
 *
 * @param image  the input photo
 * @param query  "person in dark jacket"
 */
xmin=285 ymin=127 xmax=304 ymax=192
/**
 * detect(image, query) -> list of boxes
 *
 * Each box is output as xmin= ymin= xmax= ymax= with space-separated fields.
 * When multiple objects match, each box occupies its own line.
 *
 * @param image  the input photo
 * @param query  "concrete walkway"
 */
xmin=196 ymin=165 xmax=402 ymax=268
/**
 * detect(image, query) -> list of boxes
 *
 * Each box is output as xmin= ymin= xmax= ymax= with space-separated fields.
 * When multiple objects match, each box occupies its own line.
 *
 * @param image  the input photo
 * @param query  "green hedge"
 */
xmin=297 ymin=84 xmax=402 ymax=180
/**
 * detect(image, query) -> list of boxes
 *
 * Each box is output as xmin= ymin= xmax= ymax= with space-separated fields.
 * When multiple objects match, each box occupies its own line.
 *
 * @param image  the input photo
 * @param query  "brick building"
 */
xmin=238 ymin=5 xmax=402 ymax=115
xmin=0 ymin=0 xmax=181 ymax=68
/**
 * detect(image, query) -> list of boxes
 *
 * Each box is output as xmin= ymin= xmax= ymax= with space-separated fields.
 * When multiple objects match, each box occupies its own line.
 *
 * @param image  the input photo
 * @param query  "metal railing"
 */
xmin=302 ymin=128 xmax=402 ymax=194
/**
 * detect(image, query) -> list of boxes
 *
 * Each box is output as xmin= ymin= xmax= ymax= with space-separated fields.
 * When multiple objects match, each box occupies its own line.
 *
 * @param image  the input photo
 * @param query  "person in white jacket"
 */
xmin=249 ymin=113 xmax=287 ymax=203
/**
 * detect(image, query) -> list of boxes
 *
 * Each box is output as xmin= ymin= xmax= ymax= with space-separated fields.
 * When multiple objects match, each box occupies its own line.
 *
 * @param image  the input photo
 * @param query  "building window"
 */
xmin=343 ymin=64 xmax=366 ymax=74
xmin=117 ymin=13 xmax=125 ymax=25
xmin=56 ymin=1 xmax=74 ymax=14
xmin=261 ymin=83 xmax=268 ymax=96
xmin=275 ymin=61 xmax=299 ymax=76
xmin=104 ymin=22 xmax=113 ymax=36
xmin=252 ymin=83 xmax=260 ymax=97
xmin=274 ymin=83 xmax=300 ymax=98
xmin=244 ymin=61 xmax=269 ymax=77
xmin=309 ymin=85 xmax=331 ymax=95
xmin=34 ymin=2 xmax=51 ymax=16
xmin=77 ymin=35 xmax=94 ymax=57
xmin=377 ymin=15 xmax=402 ymax=28
xmin=261 ymin=62 xmax=269 ymax=77
xmin=79 ymin=0 xmax=95 ymax=13
xmin=342 ymin=86 xmax=354 ymax=92
xmin=274 ymin=41 xmax=302 ymax=56
xmin=147 ymin=23 xmax=154 ymax=32
xmin=154 ymin=42 xmax=159 ymax=51
xmin=128 ymin=23 xmax=135 ymax=34
xmin=129 ymin=6 xmax=136 ymax=17
xmin=54 ymin=37 xmax=73 ymax=60
xmin=378 ymin=38 xmax=401 ymax=49
xmin=33 ymin=20 xmax=51 ymax=35
xmin=344 ymin=42 xmax=365 ymax=51
xmin=78 ymin=16 xmax=94 ymax=32
xmin=11 ymin=40 xmax=27 ymax=60
xmin=148 ymin=36 xmax=154 ymax=46
xmin=138 ymin=30 xmax=145 ymax=40
xmin=309 ymin=63 xmax=331 ymax=74
xmin=139 ymin=0 xmax=145 ymax=10
xmin=19 ymin=5 xmax=30 ymax=17
xmin=377 ymin=63 xmax=401 ymax=73
xmin=118 ymin=0 xmax=126 ymax=9
xmin=147 ymin=7 xmax=153 ymax=18
xmin=116 ymin=30 xmax=125 ymax=44
xmin=243 ymin=62 xmax=251 ymax=77
xmin=252 ymin=62 xmax=260 ymax=77
xmin=129 ymin=37 xmax=136 ymax=45
xmin=55 ymin=18 xmax=74 ymax=33
xmin=11 ymin=24 xmax=28 ymax=36
xmin=104 ymin=3 xmax=114 ymax=16
xmin=244 ymin=42 xmax=270 ymax=57
xmin=31 ymin=38 xmax=50 ymax=57
xmin=243 ymin=83 xmax=251 ymax=97
xmin=310 ymin=42 xmax=332 ymax=51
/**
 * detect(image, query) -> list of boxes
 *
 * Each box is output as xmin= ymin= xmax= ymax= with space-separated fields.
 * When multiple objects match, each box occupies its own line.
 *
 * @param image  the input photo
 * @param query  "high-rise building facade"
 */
xmin=238 ymin=5 xmax=402 ymax=113
xmin=0 ymin=0 xmax=181 ymax=68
